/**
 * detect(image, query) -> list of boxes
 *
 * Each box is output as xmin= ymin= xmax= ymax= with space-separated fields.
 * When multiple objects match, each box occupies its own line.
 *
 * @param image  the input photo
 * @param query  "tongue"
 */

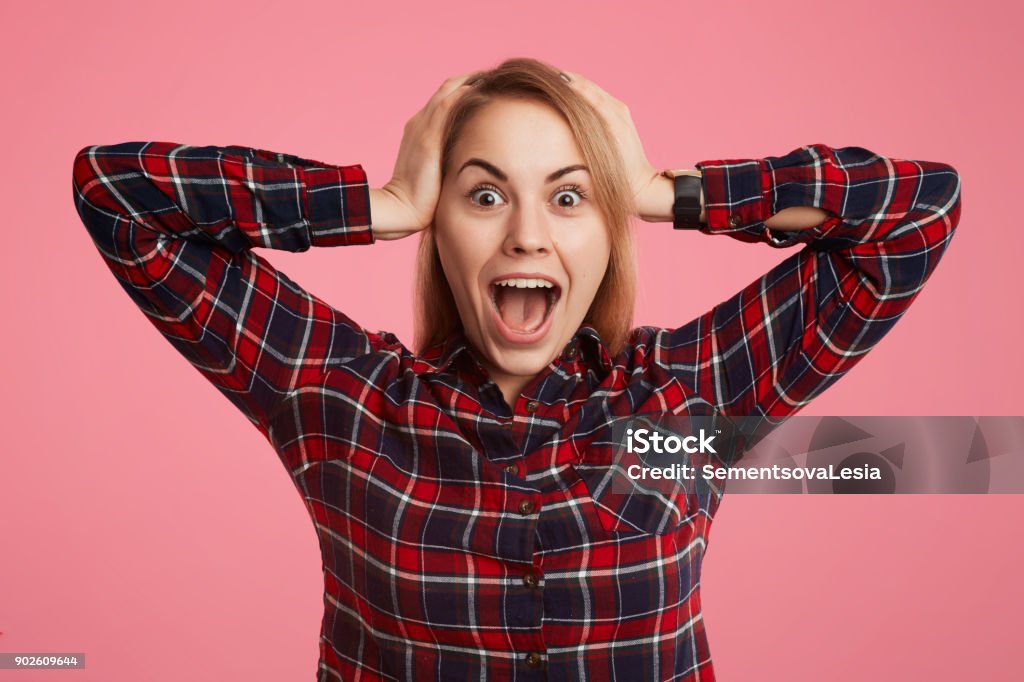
xmin=496 ymin=287 xmax=548 ymax=332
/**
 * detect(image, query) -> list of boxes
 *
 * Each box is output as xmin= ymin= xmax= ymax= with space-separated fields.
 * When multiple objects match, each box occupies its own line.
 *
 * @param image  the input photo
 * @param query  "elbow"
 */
xmin=925 ymin=162 xmax=962 ymax=232
xmin=72 ymin=145 xmax=123 ymax=243
xmin=72 ymin=145 xmax=102 ymax=203
xmin=884 ymin=164 xmax=962 ymax=296
xmin=73 ymin=144 xmax=130 ymax=220
xmin=944 ymin=165 xmax=962 ymax=233
xmin=72 ymin=146 xmax=97 ymax=222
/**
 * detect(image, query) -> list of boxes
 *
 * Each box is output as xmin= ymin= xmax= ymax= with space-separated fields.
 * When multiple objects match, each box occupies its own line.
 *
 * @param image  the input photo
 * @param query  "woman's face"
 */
xmin=434 ymin=97 xmax=611 ymax=383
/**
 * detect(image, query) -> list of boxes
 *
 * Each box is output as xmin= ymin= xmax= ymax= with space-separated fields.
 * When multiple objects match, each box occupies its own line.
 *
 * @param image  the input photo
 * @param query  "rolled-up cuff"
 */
xmin=694 ymin=157 xmax=772 ymax=244
xmin=302 ymin=164 xmax=375 ymax=246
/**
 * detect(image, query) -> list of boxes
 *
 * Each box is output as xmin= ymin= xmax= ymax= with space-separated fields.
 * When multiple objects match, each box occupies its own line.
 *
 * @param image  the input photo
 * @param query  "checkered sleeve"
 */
xmin=657 ymin=143 xmax=962 ymax=419
xmin=72 ymin=141 xmax=376 ymax=437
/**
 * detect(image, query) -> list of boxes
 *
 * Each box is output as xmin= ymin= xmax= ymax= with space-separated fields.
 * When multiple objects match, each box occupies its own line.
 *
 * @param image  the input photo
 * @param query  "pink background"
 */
xmin=2 ymin=0 xmax=1022 ymax=679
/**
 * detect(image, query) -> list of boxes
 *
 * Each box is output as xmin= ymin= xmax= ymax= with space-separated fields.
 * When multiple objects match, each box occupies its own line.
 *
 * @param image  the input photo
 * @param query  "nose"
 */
xmin=502 ymin=203 xmax=554 ymax=257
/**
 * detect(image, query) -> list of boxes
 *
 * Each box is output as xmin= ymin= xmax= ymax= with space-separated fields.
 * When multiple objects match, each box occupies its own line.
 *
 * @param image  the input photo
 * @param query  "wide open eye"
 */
xmin=466 ymin=184 xmax=506 ymax=208
xmin=552 ymin=184 xmax=588 ymax=210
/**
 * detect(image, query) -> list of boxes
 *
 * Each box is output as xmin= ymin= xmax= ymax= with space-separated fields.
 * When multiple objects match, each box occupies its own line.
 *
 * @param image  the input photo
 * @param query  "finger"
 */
xmin=432 ymin=72 xmax=476 ymax=100
xmin=432 ymin=74 xmax=477 ymax=116
xmin=448 ymin=72 xmax=481 ymax=96
xmin=562 ymin=71 xmax=590 ymax=88
xmin=420 ymin=73 xmax=476 ymax=116
xmin=569 ymin=71 xmax=614 ymax=100
xmin=562 ymin=70 xmax=597 ymax=97
xmin=562 ymin=70 xmax=600 ymax=105
xmin=563 ymin=70 xmax=624 ymax=113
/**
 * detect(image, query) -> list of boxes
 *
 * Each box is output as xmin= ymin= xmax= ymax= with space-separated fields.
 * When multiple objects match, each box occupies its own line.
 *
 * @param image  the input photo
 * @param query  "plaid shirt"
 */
xmin=72 ymin=141 xmax=961 ymax=681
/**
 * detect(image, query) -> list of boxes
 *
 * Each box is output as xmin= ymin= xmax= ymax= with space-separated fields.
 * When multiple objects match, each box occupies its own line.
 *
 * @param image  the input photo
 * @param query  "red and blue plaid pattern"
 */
xmin=72 ymin=141 xmax=960 ymax=681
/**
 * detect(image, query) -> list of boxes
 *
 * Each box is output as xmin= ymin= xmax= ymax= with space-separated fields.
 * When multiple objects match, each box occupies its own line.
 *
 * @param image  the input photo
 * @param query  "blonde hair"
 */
xmin=414 ymin=57 xmax=637 ymax=357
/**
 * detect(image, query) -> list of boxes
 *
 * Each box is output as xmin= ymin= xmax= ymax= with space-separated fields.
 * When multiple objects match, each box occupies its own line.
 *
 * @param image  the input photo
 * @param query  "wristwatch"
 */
xmin=661 ymin=169 xmax=703 ymax=229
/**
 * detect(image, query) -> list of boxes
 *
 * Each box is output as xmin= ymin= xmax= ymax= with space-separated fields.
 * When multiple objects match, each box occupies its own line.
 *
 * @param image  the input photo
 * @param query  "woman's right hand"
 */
xmin=370 ymin=72 xmax=478 ymax=240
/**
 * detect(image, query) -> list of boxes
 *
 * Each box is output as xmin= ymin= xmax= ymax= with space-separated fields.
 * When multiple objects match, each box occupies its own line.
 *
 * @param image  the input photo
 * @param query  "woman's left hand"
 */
xmin=561 ymin=70 xmax=672 ymax=222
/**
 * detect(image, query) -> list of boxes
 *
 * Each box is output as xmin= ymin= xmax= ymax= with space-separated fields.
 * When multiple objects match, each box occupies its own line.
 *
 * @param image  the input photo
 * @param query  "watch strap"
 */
xmin=662 ymin=170 xmax=703 ymax=229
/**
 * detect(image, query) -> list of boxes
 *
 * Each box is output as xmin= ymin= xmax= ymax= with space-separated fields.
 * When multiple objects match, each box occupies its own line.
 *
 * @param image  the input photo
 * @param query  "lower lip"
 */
xmin=489 ymin=291 xmax=557 ymax=345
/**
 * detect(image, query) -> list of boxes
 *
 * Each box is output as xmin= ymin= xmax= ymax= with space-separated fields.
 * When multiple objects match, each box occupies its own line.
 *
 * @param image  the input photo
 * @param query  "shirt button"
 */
xmin=518 ymin=499 xmax=535 ymax=515
xmin=562 ymin=344 xmax=578 ymax=361
xmin=522 ymin=571 xmax=541 ymax=588
xmin=504 ymin=463 xmax=519 ymax=475
xmin=728 ymin=214 xmax=742 ymax=227
xmin=525 ymin=400 xmax=540 ymax=413
xmin=524 ymin=652 xmax=545 ymax=668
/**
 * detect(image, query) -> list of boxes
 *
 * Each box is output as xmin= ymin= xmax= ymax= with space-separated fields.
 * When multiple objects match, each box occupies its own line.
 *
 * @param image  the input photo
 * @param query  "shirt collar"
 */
xmin=411 ymin=324 xmax=613 ymax=378
xmin=410 ymin=330 xmax=478 ymax=377
xmin=573 ymin=324 xmax=613 ymax=374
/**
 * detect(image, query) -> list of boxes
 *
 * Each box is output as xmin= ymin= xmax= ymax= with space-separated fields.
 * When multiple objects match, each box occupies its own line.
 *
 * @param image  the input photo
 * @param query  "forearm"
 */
xmin=641 ymin=171 xmax=827 ymax=230
xmin=73 ymin=142 xmax=373 ymax=253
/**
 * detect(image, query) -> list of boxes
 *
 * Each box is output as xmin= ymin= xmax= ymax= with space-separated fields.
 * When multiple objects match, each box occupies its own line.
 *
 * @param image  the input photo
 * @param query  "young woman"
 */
xmin=72 ymin=58 xmax=962 ymax=681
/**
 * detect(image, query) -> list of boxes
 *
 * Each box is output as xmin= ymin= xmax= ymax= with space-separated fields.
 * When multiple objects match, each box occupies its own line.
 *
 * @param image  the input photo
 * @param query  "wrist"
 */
xmin=643 ymin=170 xmax=706 ymax=225
xmin=639 ymin=174 xmax=676 ymax=223
xmin=368 ymin=188 xmax=394 ymax=233
xmin=369 ymin=187 xmax=422 ymax=240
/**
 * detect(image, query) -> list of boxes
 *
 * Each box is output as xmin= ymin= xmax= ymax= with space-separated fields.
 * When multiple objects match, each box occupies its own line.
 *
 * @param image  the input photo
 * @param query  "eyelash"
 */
xmin=464 ymin=183 xmax=589 ymax=209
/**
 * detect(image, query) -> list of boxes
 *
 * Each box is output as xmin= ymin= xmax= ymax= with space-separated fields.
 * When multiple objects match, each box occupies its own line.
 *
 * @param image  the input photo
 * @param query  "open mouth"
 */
xmin=489 ymin=277 xmax=562 ymax=336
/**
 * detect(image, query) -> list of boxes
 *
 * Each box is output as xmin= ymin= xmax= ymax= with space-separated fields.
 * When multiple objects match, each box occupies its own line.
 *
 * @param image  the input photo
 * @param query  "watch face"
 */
xmin=669 ymin=173 xmax=703 ymax=229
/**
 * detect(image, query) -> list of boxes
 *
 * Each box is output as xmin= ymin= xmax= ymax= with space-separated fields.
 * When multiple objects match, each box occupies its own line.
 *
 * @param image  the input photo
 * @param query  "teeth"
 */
xmin=494 ymin=278 xmax=555 ymax=289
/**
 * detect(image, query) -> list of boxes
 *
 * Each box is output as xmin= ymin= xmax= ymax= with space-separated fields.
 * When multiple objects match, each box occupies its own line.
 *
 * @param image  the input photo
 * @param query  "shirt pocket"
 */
xmin=569 ymin=439 xmax=704 ymax=537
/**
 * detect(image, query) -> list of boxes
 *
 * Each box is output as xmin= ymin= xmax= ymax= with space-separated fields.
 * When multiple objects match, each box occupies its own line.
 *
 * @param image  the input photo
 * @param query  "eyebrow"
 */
xmin=457 ymin=158 xmax=589 ymax=184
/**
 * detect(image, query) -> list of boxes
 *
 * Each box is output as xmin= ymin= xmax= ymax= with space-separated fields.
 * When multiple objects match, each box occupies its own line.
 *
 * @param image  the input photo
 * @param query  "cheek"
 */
xmin=436 ymin=211 xmax=504 ymax=270
xmin=435 ymin=229 xmax=493 ymax=311
xmin=580 ymin=256 xmax=610 ymax=294
xmin=559 ymin=225 xmax=611 ymax=288
xmin=438 ymin=231 xmax=484 ymax=275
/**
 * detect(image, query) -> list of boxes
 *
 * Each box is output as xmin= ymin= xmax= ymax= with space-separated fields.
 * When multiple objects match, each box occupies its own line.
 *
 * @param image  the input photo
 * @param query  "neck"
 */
xmin=489 ymin=369 xmax=535 ymax=410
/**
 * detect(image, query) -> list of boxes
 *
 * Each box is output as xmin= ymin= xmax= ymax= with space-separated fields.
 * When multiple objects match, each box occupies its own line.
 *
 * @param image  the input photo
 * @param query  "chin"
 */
xmin=487 ymin=343 xmax=559 ymax=377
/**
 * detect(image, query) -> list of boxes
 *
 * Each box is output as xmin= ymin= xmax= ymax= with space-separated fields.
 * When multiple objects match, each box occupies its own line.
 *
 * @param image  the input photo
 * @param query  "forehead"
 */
xmin=452 ymin=98 xmax=585 ymax=173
